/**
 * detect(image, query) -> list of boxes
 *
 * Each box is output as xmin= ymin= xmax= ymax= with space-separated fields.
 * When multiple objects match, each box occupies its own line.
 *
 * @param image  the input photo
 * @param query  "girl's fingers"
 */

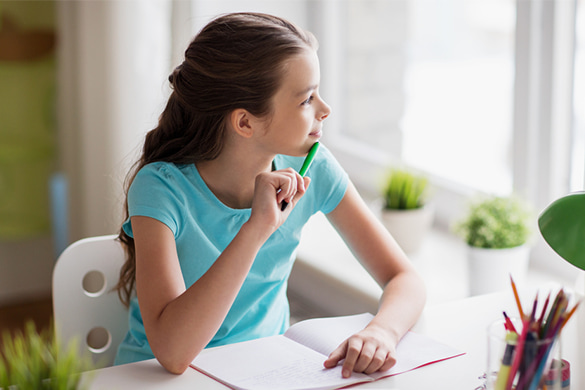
xmin=274 ymin=169 xmax=294 ymax=201
xmin=340 ymin=337 xmax=363 ymax=378
xmin=249 ymin=170 xmax=309 ymax=231
xmin=364 ymin=349 xmax=394 ymax=374
xmin=275 ymin=169 xmax=308 ymax=206
xmin=324 ymin=329 xmax=397 ymax=378
xmin=323 ymin=341 xmax=347 ymax=369
xmin=377 ymin=353 xmax=397 ymax=373
xmin=352 ymin=342 xmax=377 ymax=373
xmin=288 ymin=176 xmax=310 ymax=205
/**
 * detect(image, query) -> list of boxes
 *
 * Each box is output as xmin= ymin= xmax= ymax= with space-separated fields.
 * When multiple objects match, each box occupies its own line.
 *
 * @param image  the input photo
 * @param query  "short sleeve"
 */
xmin=309 ymin=145 xmax=348 ymax=214
xmin=122 ymin=163 xmax=186 ymax=238
xmin=276 ymin=144 xmax=348 ymax=215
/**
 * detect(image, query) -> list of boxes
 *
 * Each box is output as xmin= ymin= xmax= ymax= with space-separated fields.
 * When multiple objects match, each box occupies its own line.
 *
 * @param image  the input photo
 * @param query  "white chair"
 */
xmin=52 ymin=235 xmax=129 ymax=367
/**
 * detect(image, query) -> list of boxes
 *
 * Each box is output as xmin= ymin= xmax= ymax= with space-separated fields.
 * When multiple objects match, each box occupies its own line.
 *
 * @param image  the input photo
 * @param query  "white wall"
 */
xmin=58 ymin=1 xmax=172 ymax=241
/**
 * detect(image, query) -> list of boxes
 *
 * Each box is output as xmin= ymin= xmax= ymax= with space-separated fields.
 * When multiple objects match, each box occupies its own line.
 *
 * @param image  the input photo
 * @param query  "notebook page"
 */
xmin=283 ymin=312 xmax=374 ymax=356
xmin=368 ymin=331 xmax=466 ymax=379
xmin=283 ymin=312 xmax=465 ymax=378
xmin=192 ymin=335 xmax=372 ymax=390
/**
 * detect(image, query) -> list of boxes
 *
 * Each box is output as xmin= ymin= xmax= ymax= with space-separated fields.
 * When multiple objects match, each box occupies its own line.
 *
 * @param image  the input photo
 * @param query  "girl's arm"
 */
xmin=133 ymin=170 xmax=309 ymax=374
xmin=323 ymin=180 xmax=427 ymax=377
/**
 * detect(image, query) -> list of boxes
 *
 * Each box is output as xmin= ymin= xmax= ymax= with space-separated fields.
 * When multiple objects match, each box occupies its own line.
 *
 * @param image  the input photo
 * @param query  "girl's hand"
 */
xmin=248 ymin=168 xmax=310 ymax=232
xmin=323 ymin=324 xmax=398 ymax=378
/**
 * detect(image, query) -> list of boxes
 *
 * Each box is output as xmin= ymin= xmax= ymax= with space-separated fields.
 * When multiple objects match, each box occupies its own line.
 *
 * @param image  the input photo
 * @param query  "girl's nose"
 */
xmin=319 ymin=100 xmax=331 ymax=121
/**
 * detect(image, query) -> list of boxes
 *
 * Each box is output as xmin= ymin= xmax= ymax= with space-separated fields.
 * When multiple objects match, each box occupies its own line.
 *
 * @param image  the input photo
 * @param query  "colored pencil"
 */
xmin=505 ymin=315 xmax=529 ymax=390
xmin=503 ymin=311 xmax=517 ymax=333
xmin=510 ymin=275 xmax=525 ymax=319
xmin=560 ymin=300 xmax=580 ymax=331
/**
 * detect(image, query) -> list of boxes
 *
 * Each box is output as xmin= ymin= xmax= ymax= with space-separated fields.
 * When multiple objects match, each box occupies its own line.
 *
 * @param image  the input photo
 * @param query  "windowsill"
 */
xmin=288 ymin=212 xmax=577 ymax=320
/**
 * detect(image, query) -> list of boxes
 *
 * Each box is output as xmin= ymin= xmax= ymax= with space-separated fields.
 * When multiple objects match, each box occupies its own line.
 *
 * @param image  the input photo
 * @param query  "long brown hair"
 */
xmin=115 ymin=12 xmax=317 ymax=307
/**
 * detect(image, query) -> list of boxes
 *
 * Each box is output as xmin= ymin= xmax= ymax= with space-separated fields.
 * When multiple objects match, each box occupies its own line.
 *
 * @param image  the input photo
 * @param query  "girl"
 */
xmin=114 ymin=12 xmax=426 ymax=378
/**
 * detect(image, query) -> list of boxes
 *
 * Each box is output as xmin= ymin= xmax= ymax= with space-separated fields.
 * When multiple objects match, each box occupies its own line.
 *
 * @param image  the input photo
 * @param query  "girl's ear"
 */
xmin=229 ymin=109 xmax=255 ymax=139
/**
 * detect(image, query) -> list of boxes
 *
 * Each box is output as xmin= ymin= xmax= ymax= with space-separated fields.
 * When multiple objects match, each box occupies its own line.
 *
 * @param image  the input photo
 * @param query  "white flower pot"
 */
xmin=467 ymin=244 xmax=530 ymax=296
xmin=380 ymin=204 xmax=434 ymax=253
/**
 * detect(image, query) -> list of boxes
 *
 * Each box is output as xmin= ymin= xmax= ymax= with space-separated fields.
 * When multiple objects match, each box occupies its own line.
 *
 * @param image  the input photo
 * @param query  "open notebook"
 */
xmin=191 ymin=312 xmax=465 ymax=390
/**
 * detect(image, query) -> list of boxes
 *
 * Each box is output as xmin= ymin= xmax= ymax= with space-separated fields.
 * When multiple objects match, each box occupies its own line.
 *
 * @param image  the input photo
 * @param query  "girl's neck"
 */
xmin=196 ymin=147 xmax=274 ymax=209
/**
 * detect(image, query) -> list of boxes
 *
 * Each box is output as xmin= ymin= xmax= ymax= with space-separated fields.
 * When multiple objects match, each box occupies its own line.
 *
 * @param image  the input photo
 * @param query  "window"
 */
xmin=402 ymin=1 xmax=515 ymax=195
xmin=318 ymin=1 xmax=516 ymax=197
xmin=313 ymin=1 xmax=578 ymax=226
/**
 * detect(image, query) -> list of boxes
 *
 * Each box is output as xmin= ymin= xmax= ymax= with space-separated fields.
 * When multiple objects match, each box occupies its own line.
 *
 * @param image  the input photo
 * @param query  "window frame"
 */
xmin=512 ymin=0 xmax=576 ymax=276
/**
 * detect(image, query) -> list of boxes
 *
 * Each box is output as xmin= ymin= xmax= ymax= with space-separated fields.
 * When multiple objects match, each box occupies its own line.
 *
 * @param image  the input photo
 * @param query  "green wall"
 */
xmin=0 ymin=1 xmax=57 ymax=239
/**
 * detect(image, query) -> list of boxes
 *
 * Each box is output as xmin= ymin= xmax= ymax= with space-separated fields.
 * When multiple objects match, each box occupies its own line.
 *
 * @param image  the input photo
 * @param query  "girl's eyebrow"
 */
xmin=294 ymin=84 xmax=318 ymax=97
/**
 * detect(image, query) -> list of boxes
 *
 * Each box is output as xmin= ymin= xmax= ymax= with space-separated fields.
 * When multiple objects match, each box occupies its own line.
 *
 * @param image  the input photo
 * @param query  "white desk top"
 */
xmin=82 ymin=285 xmax=583 ymax=390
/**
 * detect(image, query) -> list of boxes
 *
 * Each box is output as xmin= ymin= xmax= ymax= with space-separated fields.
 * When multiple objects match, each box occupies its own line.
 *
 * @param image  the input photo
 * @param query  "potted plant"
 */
xmin=0 ymin=321 xmax=94 ymax=389
xmin=379 ymin=167 xmax=434 ymax=253
xmin=453 ymin=195 xmax=533 ymax=296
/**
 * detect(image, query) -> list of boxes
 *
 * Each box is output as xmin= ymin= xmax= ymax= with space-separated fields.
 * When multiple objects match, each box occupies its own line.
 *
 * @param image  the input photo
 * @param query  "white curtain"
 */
xmin=57 ymin=0 xmax=172 ymax=240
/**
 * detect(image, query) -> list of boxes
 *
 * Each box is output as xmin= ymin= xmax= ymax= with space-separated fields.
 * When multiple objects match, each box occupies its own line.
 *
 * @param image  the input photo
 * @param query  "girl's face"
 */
xmin=257 ymin=48 xmax=331 ymax=157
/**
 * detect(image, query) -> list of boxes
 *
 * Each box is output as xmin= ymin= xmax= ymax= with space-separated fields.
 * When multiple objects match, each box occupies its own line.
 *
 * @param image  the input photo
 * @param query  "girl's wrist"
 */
xmin=240 ymin=219 xmax=274 ymax=244
xmin=367 ymin=320 xmax=401 ymax=348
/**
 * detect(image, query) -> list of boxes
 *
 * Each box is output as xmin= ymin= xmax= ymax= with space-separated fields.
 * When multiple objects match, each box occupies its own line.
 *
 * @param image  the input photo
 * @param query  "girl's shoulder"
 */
xmin=131 ymin=162 xmax=201 ymax=198
xmin=138 ymin=160 xmax=182 ymax=175
xmin=135 ymin=161 xmax=195 ymax=182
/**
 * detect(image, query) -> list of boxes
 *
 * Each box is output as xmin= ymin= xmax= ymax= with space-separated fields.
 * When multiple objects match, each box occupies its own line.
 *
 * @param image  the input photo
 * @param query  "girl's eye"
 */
xmin=301 ymin=96 xmax=314 ymax=106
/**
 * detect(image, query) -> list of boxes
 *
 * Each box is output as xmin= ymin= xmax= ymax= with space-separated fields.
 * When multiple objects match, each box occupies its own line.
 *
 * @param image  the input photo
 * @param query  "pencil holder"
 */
xmin=486 ymin=318 xmax=564 ymax=390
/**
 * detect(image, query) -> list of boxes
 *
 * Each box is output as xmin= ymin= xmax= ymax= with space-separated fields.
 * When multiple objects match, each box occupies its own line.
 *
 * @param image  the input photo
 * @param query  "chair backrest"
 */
xmin=52 ymin=235 xmax=129 ymax=367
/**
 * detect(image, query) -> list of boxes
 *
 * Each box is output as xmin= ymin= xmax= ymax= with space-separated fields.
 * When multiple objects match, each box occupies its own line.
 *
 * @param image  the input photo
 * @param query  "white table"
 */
xmin=82 ymin=284 xmax=582 ymax=389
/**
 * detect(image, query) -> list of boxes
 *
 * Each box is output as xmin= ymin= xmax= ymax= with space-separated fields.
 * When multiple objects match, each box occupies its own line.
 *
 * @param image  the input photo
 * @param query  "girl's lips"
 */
xmin=310 ymin=129 xmax=322 ymax=138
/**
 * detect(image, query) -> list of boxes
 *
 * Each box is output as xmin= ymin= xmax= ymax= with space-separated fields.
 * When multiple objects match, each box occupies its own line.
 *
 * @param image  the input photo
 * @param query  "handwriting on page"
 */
xmin=192 ymin=335 xmax=371 ymax=390
xmin=237 ymin=358 xmax=358 ymax=390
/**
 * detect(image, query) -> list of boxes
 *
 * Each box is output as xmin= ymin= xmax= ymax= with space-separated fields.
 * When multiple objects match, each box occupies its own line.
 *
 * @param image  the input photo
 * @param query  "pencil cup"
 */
xmin=486 ymin=318 xmax=564 ymax=390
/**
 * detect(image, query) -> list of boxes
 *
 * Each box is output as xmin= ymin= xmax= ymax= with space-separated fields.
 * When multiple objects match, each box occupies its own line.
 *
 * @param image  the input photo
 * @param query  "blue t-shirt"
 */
xmin=114 ymin=144 xmax=348 ymax=365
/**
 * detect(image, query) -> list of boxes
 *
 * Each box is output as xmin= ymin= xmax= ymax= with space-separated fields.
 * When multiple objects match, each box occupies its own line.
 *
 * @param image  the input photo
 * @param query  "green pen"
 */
xmin=281 ymin=142 xmax=320 ymax=211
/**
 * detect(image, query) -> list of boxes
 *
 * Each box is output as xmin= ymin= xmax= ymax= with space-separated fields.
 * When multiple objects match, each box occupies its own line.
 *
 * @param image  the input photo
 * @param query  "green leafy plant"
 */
xmin=382 ymin=168 xmax=429 ymax=210
xmin=0 ymin=321 xmax=94 ymax=390
xmin=454 ymin=195 xmax=533 ymax=249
